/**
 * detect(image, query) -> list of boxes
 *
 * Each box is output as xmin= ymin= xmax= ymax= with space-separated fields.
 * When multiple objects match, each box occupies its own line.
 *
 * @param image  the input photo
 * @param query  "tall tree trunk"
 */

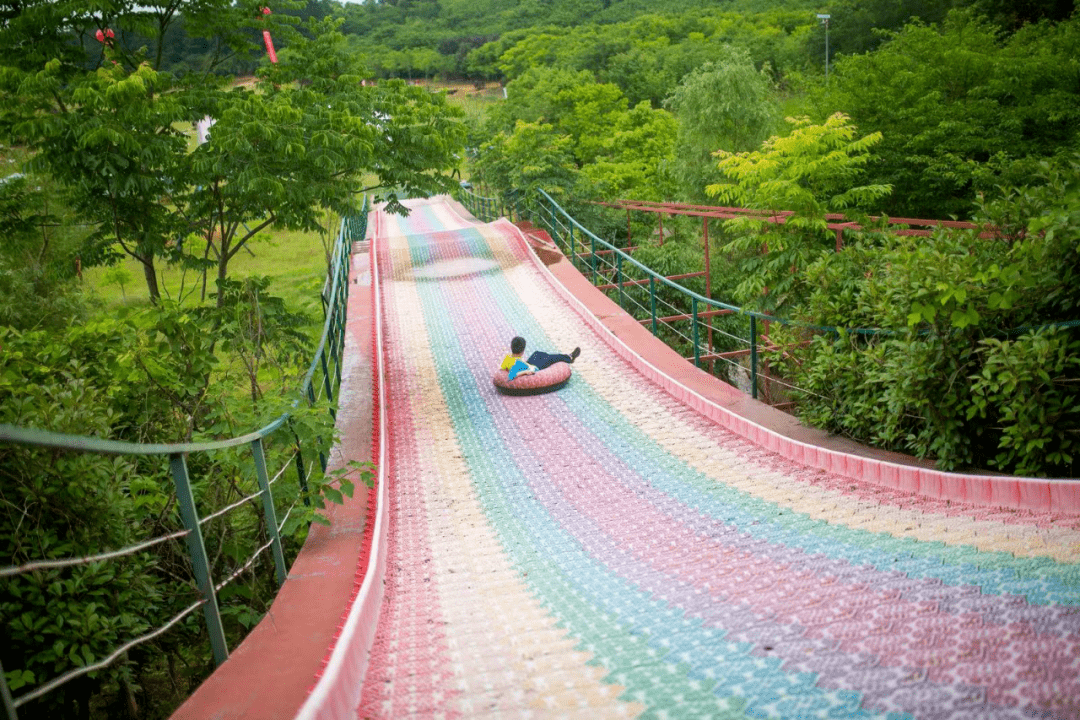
xmin=215 ymin=249 xmax=229 ymax=308
xmin=141 ymin=256 xmax=161 ymax=304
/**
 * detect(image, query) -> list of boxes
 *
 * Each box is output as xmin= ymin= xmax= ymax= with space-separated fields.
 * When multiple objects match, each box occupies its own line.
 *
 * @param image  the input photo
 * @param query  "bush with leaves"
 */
xmin=1 ymin=324 xmax=170 ymax=718
xmin=774 ymin=156 xmax=1080 ymax=476
xmin=1 ymin=279 xmax=356 ymax=716
xmin=707 ymin=113 xmax=892 ymax=315
xmin=970 ymin=328 xmax=1080 ymax=476
xmin=0 ymin=171 xmax=88 ymax=331
xmin=664 ymin=48 xmax=780 ymax=202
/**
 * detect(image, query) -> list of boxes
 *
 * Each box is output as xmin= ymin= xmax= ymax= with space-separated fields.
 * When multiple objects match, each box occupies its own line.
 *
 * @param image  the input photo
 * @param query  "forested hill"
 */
xmin=142 ymin=0 xmax=1075 ymax=90
xmin=332 ymin=0 xmax=1074 ymax=80
xmin=336 ymin=0 xmax=1075 ymax=43
xmin=336 ymin=0 xmax=822 ymax=80
xmin=337 ymin=0 xmax=820 ymax=41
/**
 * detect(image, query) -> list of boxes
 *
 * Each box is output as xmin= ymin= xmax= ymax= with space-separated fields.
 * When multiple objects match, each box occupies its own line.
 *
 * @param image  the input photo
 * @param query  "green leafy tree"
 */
xmin=0 ymin=0 xmax=282 ymax=302
xmin=186 ymin=18 xmax=464 ymax=304
xmin=487 ymin=66 xmax=593 ymax=128
xmin=477 ymin=66 xmax=677 ymax=204
xmin=102 ymin=265 xmax=134 ymax=300
xmin=548 ymin=81 xmax=629 ymax=166
xmin=2 ymin=11 xmax=465 ymax=304
xmin=706 ymin=113 xmax=891 ymax=312
xmin=580 ymin=102 xmax=678 ymax=202
xmin=12 ymin=60 xmax=189 ymax=302
xmin=473 ymin=120 xmax=577 ymax=199
xmin=812 ymin=10 xmax=1080 ymax=218
xmin=665 ymin=48 xmax=781 ymax=202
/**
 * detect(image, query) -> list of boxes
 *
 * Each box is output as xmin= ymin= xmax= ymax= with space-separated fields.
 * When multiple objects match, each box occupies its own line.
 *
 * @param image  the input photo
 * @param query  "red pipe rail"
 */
xmin=596 ymin=198 xmax=1001 ymax=251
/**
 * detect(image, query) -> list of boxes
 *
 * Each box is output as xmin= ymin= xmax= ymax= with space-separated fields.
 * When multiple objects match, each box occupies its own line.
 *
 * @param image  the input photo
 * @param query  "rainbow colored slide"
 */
xmin=303 ymin=197 xmax=1080 ymax=720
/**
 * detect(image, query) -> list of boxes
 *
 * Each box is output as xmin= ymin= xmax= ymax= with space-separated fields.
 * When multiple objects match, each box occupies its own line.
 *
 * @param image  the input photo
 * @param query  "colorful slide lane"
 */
xmin=342 ymin=197 xmax=1080 ymax=719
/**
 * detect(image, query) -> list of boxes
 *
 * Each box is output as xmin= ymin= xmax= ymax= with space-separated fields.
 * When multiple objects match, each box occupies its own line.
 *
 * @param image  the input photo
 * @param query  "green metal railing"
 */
xmin=458 ymin=183 xmax=774 ymax=398
xmin=456 ymin=182 xmax=519 ymax=224
xmin=0 ymin=202 xmax=368 ymax=720
xmin=459 ymin=184 xmax=1080 ymax=408
xmin=528 ymin=189 xmax=772 ymax=397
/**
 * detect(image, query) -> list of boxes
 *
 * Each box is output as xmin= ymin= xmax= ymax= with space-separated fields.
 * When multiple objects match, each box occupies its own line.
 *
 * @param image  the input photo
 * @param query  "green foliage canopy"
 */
xmin=706 ymin=113 xmax=891 ymax=312
xmin=1 ymin=5 xmax=467 ymax=303
xmin=812 ymin=11 xmax=1080 ymax=218
xmin=664 ymin=47 xmax=781 ymax=201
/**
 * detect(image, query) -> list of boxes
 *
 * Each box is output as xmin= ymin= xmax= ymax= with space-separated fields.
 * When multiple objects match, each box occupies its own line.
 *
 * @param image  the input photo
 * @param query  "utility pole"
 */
xmin=817 ymin=14 xmax=831 ymax=82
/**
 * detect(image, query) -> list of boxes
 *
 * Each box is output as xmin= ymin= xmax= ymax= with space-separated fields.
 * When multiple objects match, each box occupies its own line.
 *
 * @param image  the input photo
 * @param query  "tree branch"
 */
xmin=225 ymin=214 xmax=276 ymax=262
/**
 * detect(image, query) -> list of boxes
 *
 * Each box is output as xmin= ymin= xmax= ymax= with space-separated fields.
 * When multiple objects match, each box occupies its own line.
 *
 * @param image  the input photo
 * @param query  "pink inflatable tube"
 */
xmin=492 ymin=362 xmax=572 ymax=396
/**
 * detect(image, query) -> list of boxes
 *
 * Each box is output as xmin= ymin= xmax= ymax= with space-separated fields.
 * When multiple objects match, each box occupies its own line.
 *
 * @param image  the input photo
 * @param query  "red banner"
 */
xmin=262 ymin=30 xmax=277 ymax=64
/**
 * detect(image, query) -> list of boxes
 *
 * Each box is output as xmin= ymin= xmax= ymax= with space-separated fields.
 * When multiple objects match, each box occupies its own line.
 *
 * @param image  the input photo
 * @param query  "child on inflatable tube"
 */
xmin=499 ymin=336 xmax=580 ymax=381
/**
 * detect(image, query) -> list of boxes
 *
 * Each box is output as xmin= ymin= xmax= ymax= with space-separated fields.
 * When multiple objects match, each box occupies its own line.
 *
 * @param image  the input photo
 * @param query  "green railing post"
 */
xmin=334 ymin=321 xmax=345 ymax=389
xmin=334 ymin=271 xmax=347 ymax=388
xmin=320 ymin=352 xmax=336 ymax=420
xmin=169 ymin=453 xmax=229 ymax=667
xmin=590 ymin=235 xmax=597 ymax=285
xmin=692 ymin=298 xmax=701 ymax=369
xmin=1 ymin=659 xmax=17 ymax=720
xmin=549 ymin=199 xmax=557 ymax=245
xmin=293 ymin=441 xmax=311 ymax=507
xmin=251 ymin=438 xmax=288 ymax=586
xmin=569 ymin=224 xmax=577 ymax=272
xmin=649 ymin=277 xmax=658 ymax=336
xmin=750 ymin=315 xmax=759 ymax=400
xmin=616 ymin=253 xmax=624 ymax=309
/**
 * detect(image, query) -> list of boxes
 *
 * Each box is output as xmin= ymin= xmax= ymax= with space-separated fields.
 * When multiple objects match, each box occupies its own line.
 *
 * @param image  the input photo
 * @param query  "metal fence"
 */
xmin=0 ymin=202 xmax=367 ymax=720
xmin=458 ymin=184 xmax=1080 ymax=407
xmin=458 ymin=184 xmax=802 ymax=402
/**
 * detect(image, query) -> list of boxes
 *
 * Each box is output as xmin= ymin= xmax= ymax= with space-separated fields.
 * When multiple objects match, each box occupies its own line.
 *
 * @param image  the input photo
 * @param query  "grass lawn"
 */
xmin=81 ymin=221 xmax=340 ymax=424
xmin=416 ymin=79 xmax=505 ymax=125
xmin=83 ymin=224 xmax=334 ymax=322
